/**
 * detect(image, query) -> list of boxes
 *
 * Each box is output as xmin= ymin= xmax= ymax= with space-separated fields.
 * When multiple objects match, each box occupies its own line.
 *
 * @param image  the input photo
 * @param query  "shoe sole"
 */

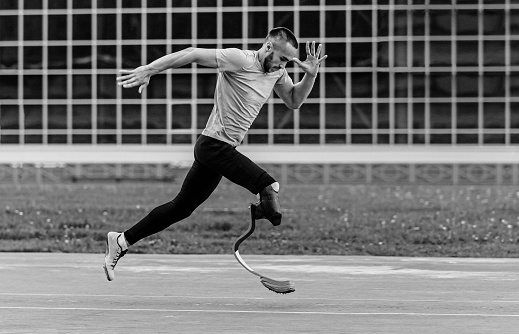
xmin=103 ymin=263 xmax=113 ymax=281
xmin=103 ymin=239 xmax=113 ymax=281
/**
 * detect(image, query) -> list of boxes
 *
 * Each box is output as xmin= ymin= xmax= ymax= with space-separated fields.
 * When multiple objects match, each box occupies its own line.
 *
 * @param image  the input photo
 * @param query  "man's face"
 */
xmin=263 ymin=42 xmax=298 ymax=73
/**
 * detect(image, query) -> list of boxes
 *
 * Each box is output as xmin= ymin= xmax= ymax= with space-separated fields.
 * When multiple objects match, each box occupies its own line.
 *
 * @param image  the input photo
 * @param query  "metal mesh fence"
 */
xmin=1 ymin=0 xmax=517 ymax=148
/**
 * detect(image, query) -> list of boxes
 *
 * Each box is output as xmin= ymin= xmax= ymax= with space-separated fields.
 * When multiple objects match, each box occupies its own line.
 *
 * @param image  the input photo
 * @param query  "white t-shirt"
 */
xmin=201 ymin=48 xmax=290 ymax=146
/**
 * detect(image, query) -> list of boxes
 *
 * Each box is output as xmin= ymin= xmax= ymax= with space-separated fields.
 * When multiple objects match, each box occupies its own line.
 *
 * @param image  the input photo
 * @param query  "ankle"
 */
xmin=118 ymin=233 xmax=129 ymax=251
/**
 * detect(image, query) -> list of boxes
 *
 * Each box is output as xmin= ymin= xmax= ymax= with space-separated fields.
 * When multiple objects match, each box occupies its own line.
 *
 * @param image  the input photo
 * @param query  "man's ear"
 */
xmin=266 ymin=42 xmax=273 ymax=52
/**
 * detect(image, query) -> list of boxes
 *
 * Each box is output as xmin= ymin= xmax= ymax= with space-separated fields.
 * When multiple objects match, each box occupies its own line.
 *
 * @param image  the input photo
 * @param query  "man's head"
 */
xmin=260 ymin=27 xmax=298 ymax=73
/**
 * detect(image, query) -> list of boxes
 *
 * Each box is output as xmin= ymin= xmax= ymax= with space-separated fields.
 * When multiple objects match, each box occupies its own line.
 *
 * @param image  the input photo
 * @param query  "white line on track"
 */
xmin=1 ymin=306 xmax=519 ymax=317
xmin=1 ymin=293 xmax=519 ymax=304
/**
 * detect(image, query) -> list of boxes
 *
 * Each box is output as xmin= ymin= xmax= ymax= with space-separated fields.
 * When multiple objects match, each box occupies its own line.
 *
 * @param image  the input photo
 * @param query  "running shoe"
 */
xmin=103 ymin=232 xmax=128 ymax=281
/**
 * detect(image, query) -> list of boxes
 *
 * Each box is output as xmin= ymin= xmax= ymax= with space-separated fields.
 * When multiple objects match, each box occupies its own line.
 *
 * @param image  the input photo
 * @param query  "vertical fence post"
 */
xmin=281 ymin=164 xmax=288 ymax=185
xmin=35 ymin=164 xmax=42 ymax=184
xmin=496 ymin=164 xmax=503 ymax=185
xmin=12 ymin=165 xmax=20 ymax=185
xmin=366 ymin=164 xmax=372 ymax=184
xmin=409 ymin=164 xmax=416 ymax=184
xmin=323 ymin=164 xmax=330 ymax=184
xmin=74 ymin=164 xmax=81 ymax=181
xmin=452 ymin=164 xmax=459 ymax=185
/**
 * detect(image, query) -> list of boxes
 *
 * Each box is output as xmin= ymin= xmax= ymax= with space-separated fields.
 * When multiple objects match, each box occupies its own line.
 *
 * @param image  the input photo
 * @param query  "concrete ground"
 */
xmin=1 ymin=253 xmax=519 ymax=333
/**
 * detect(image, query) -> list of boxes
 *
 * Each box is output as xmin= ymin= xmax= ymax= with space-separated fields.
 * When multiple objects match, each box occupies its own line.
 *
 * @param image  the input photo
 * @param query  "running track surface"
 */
xmin=2 ymin=253 xmax=519 ymax=334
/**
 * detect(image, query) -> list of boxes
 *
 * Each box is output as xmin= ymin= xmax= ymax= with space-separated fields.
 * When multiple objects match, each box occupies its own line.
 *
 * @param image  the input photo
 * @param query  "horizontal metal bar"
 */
xmin=0 ymin=145 xmax=516 ymax=165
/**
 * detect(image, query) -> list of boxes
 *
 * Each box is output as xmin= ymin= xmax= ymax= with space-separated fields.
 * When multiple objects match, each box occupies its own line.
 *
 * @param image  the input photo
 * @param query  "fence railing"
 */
xmin=0 ymin=145 xmax=516 ymax=185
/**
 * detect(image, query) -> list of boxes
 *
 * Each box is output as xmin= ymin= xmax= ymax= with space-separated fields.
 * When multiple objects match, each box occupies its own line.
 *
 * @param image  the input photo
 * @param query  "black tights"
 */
xmin=123 ymin=135 xmax=276 ymax=245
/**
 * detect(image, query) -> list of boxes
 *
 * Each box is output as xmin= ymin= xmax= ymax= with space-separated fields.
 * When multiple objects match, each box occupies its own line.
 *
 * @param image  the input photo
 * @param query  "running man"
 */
xmin=104 ymin=27 xmax=327 ymax=281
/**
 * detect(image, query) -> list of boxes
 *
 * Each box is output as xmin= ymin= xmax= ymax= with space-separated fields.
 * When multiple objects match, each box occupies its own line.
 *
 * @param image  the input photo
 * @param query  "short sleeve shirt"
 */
xmin=201 ymin=48 xmax=290 ymax=146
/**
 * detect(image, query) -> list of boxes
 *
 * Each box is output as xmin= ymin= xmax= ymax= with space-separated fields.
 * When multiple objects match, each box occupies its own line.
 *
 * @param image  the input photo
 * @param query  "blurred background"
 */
xmin=0 ymin=0 xmax=517 ymax=185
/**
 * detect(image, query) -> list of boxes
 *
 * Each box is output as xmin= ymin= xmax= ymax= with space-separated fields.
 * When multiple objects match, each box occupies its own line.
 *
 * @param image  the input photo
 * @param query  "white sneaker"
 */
xmin=103 ymin=232 xmax=128 ymax=281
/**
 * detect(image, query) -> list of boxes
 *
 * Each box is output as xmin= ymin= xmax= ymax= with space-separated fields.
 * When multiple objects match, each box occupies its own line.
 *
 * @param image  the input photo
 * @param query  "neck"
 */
xmin=257 ymin=47 xmax=266 ymax=63
xmin=256 ymin=48 xmax=267 ymax=72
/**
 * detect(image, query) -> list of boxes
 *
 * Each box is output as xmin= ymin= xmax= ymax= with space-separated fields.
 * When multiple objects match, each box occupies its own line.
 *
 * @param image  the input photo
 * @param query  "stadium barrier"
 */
xmin=0 ymin=146 xmax=517 ymax=185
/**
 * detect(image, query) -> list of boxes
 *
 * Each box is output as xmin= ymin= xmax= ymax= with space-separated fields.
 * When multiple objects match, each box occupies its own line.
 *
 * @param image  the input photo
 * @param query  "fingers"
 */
xmin=116 ymin=69 xmax=148 ymax=89
xmin=318 ymin=54 xmax=328 ymax=64
xmin=305 ymin=41 xmax=324 ymax=59
xmin=306 ymin=41 xmax=316 ymax=56
xmin=138 ymin=83 xmax=147 ymax=94
xmin=116 ymin=75 xmax=134 ymax=84
xmin=116 ymin=73 xmax=133 ymax=81
xmin=117 ymin=70 xmax=135 ymax=81
xmin=117 ymin=69 xmax=147 ymax=88
xmin=292 ymin=57 xmax=303 ymax=66
xmin=118 ymin=69 xmax=134 ymax=75
xmin=117 ymin=77 xmax=138 ymax=87
xmin=116 ymin=70 xmax=136 ymax=86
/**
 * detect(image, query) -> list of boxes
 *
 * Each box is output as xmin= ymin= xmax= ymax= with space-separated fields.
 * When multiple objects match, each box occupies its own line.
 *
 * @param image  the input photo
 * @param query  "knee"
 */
xmin=254 ymin=182 xmax=282 ymax=226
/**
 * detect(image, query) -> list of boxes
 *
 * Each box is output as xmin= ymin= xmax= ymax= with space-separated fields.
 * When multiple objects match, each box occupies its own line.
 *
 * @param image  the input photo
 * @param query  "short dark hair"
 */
xmin=266 ymin=27 xmax=298 ymax=50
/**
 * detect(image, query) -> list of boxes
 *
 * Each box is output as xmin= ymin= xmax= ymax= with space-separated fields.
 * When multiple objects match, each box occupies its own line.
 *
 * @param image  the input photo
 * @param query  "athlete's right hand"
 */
xmin=116 ymin=66 xmax=152 ymax=94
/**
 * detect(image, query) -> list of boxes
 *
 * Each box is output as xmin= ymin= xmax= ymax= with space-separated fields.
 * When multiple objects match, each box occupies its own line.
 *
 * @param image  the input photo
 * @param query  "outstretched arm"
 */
xmin=116 ymin=47 xmax=217 ymax=93
xmin=275 ymin=41 xmax=327 ymax=109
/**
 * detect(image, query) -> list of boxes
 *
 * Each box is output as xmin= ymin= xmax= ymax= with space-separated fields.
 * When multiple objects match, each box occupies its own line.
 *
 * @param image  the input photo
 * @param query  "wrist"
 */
xmin=144 ymin=64 xmax=160 ymax=76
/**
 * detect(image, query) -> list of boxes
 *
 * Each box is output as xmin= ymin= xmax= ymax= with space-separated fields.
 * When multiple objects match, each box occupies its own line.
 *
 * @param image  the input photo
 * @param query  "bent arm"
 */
xmin=274 ymin=73 xmax=317 ymax=110
xmin=275 ymin=41 xmax=327 ymax=109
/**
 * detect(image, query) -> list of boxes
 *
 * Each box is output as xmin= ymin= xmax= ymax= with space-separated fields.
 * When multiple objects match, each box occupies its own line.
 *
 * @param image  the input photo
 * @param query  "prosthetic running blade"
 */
xmin=233 ymin=205 xmax=295 ymax=294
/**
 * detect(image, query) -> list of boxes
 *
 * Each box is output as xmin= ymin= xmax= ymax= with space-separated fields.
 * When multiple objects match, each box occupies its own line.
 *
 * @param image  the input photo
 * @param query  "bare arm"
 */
xmin=275 ymin=41 xmax=327 ymax=109
xmin=116 ymin=47 xmax=217 ymax=93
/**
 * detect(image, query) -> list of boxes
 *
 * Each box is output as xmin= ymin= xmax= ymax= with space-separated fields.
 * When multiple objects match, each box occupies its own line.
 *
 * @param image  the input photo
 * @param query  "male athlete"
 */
xmin=104 ymin=27 xmax=327 ymax=281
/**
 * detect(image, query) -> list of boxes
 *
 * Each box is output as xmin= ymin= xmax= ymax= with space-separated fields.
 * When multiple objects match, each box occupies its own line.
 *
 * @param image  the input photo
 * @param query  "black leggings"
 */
xmin=123 ymin=135 xmax=276 ymax=245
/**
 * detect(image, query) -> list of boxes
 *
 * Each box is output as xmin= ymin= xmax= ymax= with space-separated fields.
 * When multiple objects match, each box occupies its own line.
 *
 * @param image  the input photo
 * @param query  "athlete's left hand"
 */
xmin=292 ymin=41 xmax=327 ymax=77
